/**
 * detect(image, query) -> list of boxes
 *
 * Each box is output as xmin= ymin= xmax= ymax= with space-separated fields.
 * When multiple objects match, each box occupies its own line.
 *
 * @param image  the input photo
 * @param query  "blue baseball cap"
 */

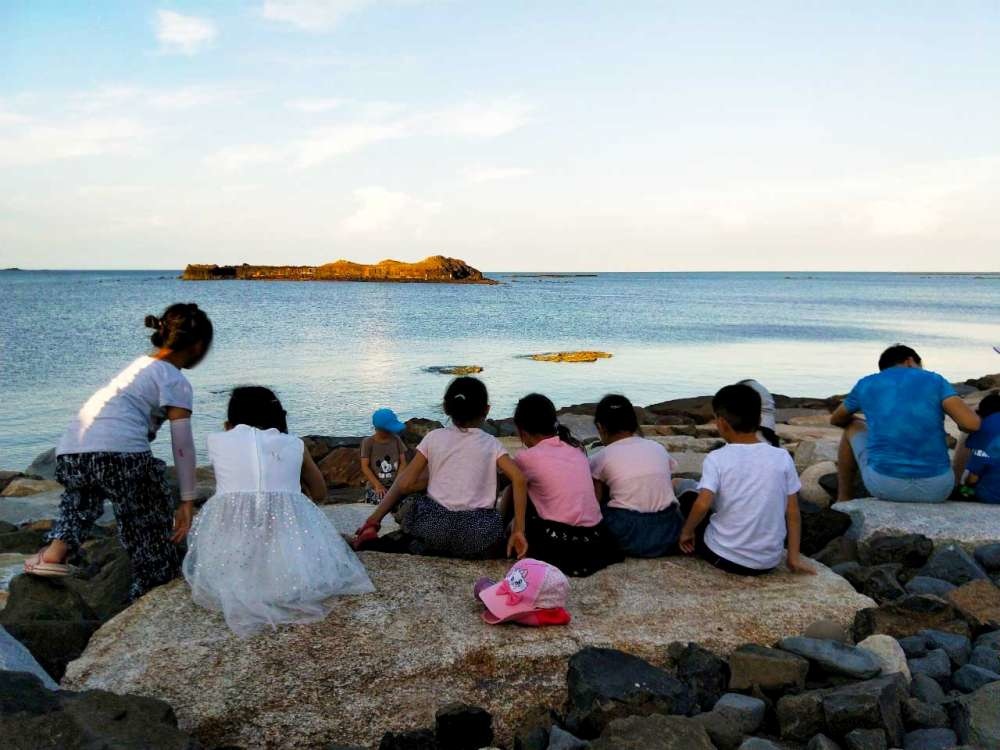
xmin=372 ymin=408 xmax=406 ymax=434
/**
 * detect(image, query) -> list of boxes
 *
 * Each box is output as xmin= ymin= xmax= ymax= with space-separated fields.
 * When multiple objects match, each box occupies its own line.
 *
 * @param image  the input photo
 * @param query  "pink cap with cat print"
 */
xmin=478 ymin=559 xmax=569 ymax=624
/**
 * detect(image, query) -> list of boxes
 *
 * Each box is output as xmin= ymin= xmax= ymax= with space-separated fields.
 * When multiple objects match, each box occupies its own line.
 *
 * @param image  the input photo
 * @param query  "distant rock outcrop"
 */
xmin=182 ymin=255 xmax=495 ymax=284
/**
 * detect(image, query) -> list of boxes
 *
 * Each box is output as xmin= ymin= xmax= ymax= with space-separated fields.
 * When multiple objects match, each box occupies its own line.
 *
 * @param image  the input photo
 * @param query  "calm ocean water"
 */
xmin=1 ymin=270 xmax=998 ymax=468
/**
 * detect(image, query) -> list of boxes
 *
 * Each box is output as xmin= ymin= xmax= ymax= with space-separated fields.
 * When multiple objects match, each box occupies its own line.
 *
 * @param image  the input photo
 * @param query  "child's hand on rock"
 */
xmin=507 ymin=531 xmax=528 ymax=560
xmin=678 ymin=529 xmax=695 ymax=554
xmin=787 ymin=557 xmax=816 ymax=575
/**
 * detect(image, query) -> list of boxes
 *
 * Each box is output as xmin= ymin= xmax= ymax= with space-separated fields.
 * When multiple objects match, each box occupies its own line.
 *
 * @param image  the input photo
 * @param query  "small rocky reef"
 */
xmin=182 ymin=256 xmax=495 ymax=284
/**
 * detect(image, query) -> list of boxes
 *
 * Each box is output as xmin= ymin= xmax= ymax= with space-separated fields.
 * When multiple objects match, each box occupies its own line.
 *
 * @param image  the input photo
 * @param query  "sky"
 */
xmin=1 ymin=1 xmax=999 ymax=272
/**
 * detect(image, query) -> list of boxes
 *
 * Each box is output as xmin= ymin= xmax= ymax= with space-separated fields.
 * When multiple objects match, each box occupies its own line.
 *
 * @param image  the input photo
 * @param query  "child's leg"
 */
xmin=103 ymin=454 xmax=182 ymax=600
xmin=44 ymin=454 xmax=107 ymax=561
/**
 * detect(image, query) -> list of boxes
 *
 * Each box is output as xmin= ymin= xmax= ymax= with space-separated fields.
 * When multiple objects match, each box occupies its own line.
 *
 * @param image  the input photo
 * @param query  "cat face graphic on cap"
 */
xmin=505 ymin=568 xmax=528 ymax=593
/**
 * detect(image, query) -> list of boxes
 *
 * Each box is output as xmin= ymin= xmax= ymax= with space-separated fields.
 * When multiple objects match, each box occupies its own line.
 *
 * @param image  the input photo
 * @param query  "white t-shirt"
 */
xmin=698 ymin=442 xmax=802 ymax=570
xmin=57 ymin=356 xmax=194 ymax=456
xmin=416 ymin=425 xmax=508 ymax=511
xmin=589 ymin=435 xmax=678 ymax=513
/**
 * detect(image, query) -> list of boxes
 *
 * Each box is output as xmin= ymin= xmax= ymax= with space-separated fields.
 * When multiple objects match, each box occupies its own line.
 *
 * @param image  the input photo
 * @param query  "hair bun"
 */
xmin=144 ymin=315 xmax=161 ymax=330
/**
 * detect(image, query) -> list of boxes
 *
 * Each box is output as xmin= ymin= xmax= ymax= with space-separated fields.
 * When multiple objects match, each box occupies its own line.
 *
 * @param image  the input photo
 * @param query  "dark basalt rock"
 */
xmin=799 ymin=504 xmax=853 ymax=556
xmin=0 ymin=671 xmax=196 ymax=750
xmin=909 ymin=673 xmax=947 ymax=705
xmin=379 ymin=729 xmax=437 ymax=750
xmin=564 ymin=647 xmax=694 ymax=739
xmin=669 ymin=641 xmax=730 ymax=712
xmin=974 ymin=543 xmax=1000 ymax=572
xmin=902 ymin=697 xmax=950 ymax=730
xmin=588 ymin=714 xmax=715 ymax=750
xmin=841 ymin=564 xmax=906 ymax=604
xmin=434 ymin=703 xmax=493 ymax=750
xmin=904 ymin=577 xmax=956 ymax=599
xmin=728 ymin=643 xmax=810 ymax=694
xmin=821 ymin=674 xmax=907 ymax=747
xmin=907 ymin=649 xmax=952 ymax=683
xmin=947 ymin=680 xmax=1000 ymax=747
xmin=952 ymin=663 xmax=1000 ymax=693
xmin=920 ymin=629 xmax=971 ymax=668
xmin=843 ymin=728 xmax=887 ymax=750
xmin=901 ymin=728 xmax=957 ymax=750
xmin=853 ymin=595 xmax=970 ymax=641
xmin=860 ymin=534 xmax=934 ymax=570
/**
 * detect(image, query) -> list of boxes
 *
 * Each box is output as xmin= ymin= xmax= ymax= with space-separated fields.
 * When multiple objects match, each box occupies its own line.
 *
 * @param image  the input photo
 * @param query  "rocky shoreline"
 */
xmin=1 ymin=374 xmax=999 ymax=749
xmin=182 ymin=255 xmax=495 ymax=284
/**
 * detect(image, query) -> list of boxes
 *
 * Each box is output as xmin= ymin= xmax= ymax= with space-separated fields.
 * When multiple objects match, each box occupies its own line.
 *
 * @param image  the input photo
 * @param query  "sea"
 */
xmin=1 ymin=270 xmax=998 ymax=469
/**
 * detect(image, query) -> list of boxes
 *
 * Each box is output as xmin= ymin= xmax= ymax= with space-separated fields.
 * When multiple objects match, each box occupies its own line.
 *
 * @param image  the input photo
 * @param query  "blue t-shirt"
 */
xmin=844 ymin=366 xmax=956 ymax=479
xmin=966 ymin=412 xmax=1000 ymax=504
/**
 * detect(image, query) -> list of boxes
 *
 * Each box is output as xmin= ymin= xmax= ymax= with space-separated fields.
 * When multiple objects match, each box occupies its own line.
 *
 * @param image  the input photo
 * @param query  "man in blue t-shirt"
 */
xmin=962 ymin=392 xmax=1000 ymax=504
xmin=830 ymin=344 xmax=981 ymax=503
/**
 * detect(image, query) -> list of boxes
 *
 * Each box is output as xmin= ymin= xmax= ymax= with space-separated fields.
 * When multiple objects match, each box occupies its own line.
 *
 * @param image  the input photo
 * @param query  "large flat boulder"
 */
xmin=834 ymin=500 xmax=1000 ymax=549
xmin=63 ymin=553 xmax=872 ymax=748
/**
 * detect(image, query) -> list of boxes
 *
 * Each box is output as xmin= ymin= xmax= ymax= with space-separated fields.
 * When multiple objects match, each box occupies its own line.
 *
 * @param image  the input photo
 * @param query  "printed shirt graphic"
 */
xmin=361 ymin=436 xmax=404 ymax=485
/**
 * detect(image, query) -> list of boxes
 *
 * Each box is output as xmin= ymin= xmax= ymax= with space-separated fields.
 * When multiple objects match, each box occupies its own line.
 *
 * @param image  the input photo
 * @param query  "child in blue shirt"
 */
xmin=963 ymin=392 xmax=1000 ymax=504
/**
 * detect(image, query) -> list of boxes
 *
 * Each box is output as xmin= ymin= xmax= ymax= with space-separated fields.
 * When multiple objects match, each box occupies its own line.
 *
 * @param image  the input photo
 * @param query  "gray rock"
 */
xmin=691 ymin=711 xmax=743 ymax=750
xmin=899 ymin=635 xmax=929 ymax=658
xmin=814 ymin=537 xmax=860 ymax=568
xmin=24 ymin=448 xmax=56 ymax=480
xmin=975 ymin=629 xmax=1000 ymax=651
xmin=908 ymin=649 xmax=952 ymax=683
xmin=952 ymin=663 xmax=1000 ymax=693
xmin=902 ymin=728 xmax=958 ymax=750
xmin=777 ymin=689 xmax=828 ymax=742
xmin=738 ymin=740 xmax=782 ymax=750
xmin=843 ymin=728 xmax=887 ymax=750
xmin=589 ymin=714 xmax=714 ymax=750
xmin=902 ymin=697 xmax=950 ymax=729
xmin=729 ymin=644 xmax=810 ymax=693
xmin=807 ymin=735 xmax=842 ymax=750
xmin=713 ymin=693 xmax=766 ymax=734
xmin=905 ymin=577 xmax=957 ymax=598
xmin=974 ymin=543 xmax=1000 ymax=572
xmin=918 ymin=545 xmax=989 ymax=587
xmin=910 ymin=673 xmax=947 ymax=704
xmin=0 ymin=626 xmax=57 ymax=689
xmin=920 ymin=629 xmax=971 ymax=668
xmin=821 ymin=675 xmax=906 ymax=747
xmin=564 ymin=647 xmax=693 ymax=738
xmin=804 ymin=618 xmax=851 ymax=643
xmin=833 ymin=499 xmax=1000 ymax=549
xmin=547 ymin=726 xmax=588 ymax=750
xmin=778 ymin=636 xmax=882 ymax=679
xmin=969 ymin=644 xmax=1000 ymax=674
xmin=948 ymin=680 xmax=1000 ymax=747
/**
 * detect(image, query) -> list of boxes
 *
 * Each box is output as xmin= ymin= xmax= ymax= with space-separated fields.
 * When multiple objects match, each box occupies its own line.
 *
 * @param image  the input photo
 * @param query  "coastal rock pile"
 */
xmin=62 ymin=551 xmax=872 ymax=748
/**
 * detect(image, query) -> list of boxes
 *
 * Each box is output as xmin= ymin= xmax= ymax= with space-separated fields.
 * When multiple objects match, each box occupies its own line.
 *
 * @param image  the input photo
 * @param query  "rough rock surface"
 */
xmin=63 ymin=553 xmax=872 ymax=748
xmin=183 ymin=255 xmax=495 ymax=284
xmin=0 ymin=478 xmax=62 ymax=497
xmin=834 ymin=500 xmax=1000 ymax=548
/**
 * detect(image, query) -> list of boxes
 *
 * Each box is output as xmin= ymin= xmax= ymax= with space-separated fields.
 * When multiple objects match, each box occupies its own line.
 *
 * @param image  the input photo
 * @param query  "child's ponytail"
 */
xmin=145 ymin=303 xmax=214 ymax=356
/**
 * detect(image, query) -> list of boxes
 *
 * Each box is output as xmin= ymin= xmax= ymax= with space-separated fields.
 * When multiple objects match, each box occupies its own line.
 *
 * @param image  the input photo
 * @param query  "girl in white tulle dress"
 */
xmin=183 ymin=386 xmax=374 ymax=637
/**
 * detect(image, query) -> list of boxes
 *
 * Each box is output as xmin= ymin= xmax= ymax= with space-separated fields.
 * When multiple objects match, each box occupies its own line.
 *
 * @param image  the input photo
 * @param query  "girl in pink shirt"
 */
xmin=502 ymin=393 xmax=622 ymax=577
xmin=355 ymin=377 xmax=529 ymax=560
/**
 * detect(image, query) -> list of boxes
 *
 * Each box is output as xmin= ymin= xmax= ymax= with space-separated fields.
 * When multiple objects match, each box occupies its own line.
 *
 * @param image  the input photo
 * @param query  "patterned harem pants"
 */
xmin=47 ymin=452 xmax=182 ymax=600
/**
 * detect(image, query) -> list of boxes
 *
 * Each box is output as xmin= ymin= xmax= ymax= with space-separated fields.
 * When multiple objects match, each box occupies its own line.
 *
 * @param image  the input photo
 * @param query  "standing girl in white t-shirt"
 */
xmin=590 ymin=394 xmax=683 ymax=558
xmin=24 ymin=304 xmax=212 ymax=600
xmin=354 ymin=377 xmax=529 ymax=559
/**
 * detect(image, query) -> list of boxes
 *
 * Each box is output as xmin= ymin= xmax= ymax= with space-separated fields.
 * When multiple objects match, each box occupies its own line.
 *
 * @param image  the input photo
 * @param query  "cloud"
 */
xmin=155 ymin=10 xmax=217 ymax=55
xmin=340 ymin=186 xmax=441 ymax=234
xmin=285 ymin=97 xmax=344 ymax=113
xmin=465 ymin=166 xmax=534 ymax=184
xmin=260 ymin=0 xmax=376 ymax=31
xmin=0 ymin=116 xmax=149 ymax=167
xmin=421 ymin=97 xmax=532 ymax=138
xmin=205 ymin=144 xmax=283 ymax=171
xmin=73 ymin=85 xmax=233 ymax=113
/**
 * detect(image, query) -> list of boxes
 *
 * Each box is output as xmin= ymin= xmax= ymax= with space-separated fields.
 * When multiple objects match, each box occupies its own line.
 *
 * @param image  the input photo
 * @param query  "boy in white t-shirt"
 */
xmin=679 ymin=384 xmax=815 ymax=576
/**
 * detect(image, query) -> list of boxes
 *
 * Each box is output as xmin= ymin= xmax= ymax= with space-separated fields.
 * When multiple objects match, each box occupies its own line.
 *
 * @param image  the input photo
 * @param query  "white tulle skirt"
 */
xmin=182 ymin=491 xmax=375 ymax=638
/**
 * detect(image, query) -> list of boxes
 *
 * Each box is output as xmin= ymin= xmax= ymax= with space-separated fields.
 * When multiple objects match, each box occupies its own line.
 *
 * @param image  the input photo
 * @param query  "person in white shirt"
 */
xmin=679 ymin=384 xmax=815 ymax=576
xmin=355 ymin=377 xmax=529 ymax=559
xmin=590 ymin=394 xmax=683 ymax=558
xmin=24 ymin=304 xmax=213 ymax=599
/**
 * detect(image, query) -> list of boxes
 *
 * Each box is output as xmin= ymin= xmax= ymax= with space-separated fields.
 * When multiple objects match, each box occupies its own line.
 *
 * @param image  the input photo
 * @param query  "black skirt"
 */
xmin=525 ymin=507 xmax=623 ymax=577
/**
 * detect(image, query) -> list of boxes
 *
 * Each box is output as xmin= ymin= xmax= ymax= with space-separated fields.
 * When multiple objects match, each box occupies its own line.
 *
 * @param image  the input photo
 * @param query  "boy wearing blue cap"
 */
xmin=361 ymin=408 xmax=409 ymax=504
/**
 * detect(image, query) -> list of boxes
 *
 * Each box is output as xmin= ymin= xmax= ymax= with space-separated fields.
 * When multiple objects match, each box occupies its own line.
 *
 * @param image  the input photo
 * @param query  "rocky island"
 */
xmin=182 ymin=255 xmax=495 ymax=284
